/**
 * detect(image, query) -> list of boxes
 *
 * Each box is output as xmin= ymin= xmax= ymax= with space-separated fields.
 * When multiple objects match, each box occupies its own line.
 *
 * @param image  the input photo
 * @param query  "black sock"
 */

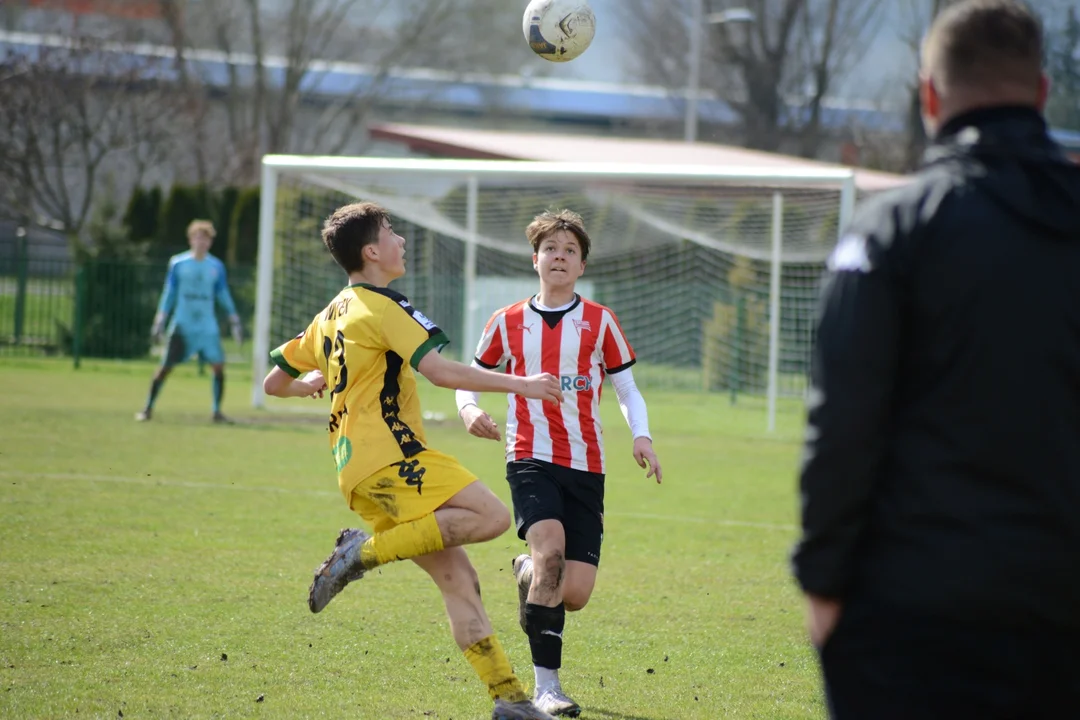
xmin=524 ymin=602 xmax=565 ymax=670
xmin=145 ymin=377 xmax=165 ymax=411
xmin=212 ymin=372 xmax=224 ymax=414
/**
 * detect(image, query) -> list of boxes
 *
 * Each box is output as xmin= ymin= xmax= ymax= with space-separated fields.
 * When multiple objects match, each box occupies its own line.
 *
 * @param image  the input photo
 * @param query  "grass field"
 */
xmin=0 ymin=357 xmax=824 ymax=719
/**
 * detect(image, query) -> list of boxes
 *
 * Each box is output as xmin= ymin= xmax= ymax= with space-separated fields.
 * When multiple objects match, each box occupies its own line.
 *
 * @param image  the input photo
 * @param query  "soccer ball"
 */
xmin=523 ymin=0 xmax=596 ymax=63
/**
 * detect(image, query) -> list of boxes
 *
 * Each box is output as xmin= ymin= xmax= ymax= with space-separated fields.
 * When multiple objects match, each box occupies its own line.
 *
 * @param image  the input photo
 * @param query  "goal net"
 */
xmin=252 ymin=157 xmax=856 ymax=431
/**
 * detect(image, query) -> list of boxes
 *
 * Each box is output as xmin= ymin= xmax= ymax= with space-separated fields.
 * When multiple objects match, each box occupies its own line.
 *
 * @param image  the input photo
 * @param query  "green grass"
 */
xmin=0 ymin=358 xmax=822 ymax=719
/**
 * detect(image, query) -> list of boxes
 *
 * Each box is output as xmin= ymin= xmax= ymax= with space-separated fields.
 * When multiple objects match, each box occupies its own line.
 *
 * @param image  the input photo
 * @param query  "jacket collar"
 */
xmin=925 ymin=106 xmax=1052 ymax=163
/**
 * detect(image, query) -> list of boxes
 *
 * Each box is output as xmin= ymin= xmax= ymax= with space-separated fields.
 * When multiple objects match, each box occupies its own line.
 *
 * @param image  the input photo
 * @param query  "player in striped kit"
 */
xmin=456 ymin=209 xmax=663 ymax=717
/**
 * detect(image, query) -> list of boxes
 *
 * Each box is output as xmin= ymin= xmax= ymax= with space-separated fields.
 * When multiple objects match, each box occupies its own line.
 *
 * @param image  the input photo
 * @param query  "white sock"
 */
xmin=534 ymin=666 xmax=560 ymax=695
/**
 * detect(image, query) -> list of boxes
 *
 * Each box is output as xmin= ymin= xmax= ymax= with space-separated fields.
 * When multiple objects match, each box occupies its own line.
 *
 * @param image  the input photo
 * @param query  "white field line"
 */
xmin=0 ymin=471 xmax=338 ymax=498
xmin=0 ymin=471 xmax=797 ymax=532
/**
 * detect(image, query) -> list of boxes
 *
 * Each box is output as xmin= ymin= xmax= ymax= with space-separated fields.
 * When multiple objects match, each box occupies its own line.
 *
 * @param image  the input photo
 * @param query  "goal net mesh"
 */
xmin=257 ymin=161 xmax=852 ymax=411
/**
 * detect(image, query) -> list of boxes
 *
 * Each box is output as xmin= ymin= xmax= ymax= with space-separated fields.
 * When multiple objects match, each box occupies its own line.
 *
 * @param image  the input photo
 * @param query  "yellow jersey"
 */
xmin=270 ymin=283 xmax=450 ymax=503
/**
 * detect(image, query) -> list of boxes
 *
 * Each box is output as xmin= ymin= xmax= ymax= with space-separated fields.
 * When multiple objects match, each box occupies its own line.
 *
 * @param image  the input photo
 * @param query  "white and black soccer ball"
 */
xmin=522 ymin=0 xmax=596 ymax=63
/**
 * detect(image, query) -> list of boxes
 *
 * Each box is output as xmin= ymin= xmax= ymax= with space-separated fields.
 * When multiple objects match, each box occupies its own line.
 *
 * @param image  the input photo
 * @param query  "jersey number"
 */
xmin=322 ymin=330 xmax=348 ymax=400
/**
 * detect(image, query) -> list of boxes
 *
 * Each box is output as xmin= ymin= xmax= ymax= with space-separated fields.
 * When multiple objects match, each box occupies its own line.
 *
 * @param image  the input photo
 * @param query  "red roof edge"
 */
xmin=368 ymin=126 xmax=519 ymax=161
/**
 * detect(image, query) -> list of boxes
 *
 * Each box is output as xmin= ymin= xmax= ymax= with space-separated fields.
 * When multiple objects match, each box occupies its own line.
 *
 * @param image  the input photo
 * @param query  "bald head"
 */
xmin=920 ymin=0 xmax=1047 ymax=135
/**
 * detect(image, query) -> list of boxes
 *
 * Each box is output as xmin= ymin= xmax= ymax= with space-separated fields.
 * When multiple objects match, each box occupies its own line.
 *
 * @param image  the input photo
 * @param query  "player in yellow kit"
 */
xmin=263 ymin=202 xmax=560 ymax=720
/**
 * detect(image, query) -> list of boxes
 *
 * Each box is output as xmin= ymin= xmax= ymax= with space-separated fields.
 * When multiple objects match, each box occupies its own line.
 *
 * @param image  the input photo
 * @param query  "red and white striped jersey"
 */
xmin=473 ymin=295 xmax=636 ymax=474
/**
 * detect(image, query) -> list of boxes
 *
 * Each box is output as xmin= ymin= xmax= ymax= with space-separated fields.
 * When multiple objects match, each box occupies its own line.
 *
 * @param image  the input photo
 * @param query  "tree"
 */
xmin=1045 ymin=4 xmax=1080 ymax=131
xmin=155 ymin=184 xmax=213 ymax=260
xmin=227 ymin=187 xmax=260 ymax=267
xmin=894 ymin=0 xmax=963 ymax=172
xmin=894 ymin=0 xmax=1079 ymax=172
xmin=159 ymin=0 xmax=541 ymax=184
xmin=618 ymin=0 xmax=885 ymax=156
xmin=0 ymin=37 xmax=188 ymax=243
xmin=73 ymin=179 xmax=159 ymax=359
xmin=123 ymin=185 xmax=163 ymax=247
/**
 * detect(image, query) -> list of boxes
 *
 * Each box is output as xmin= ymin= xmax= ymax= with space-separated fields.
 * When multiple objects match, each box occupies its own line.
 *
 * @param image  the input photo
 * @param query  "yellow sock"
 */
xmin=360 ymin=513 xmax=444 ymax=569
xmin=464 ymin=635 xmax=529 ymax=703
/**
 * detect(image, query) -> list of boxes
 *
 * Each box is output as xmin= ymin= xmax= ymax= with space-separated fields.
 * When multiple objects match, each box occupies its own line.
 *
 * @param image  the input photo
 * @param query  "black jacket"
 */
xmin=792 ymin=106 xmax=1080 ymax=629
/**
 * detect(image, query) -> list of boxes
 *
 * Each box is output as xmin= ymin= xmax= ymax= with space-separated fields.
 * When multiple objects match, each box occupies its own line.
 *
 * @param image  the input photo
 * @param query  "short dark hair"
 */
xmin=526 ymin=209 xmax=592 ymax=262
xmin=321 ymin=202 xmax=390 ymax=274
xmin=923 ymin=0 xmax=1043 ymax=94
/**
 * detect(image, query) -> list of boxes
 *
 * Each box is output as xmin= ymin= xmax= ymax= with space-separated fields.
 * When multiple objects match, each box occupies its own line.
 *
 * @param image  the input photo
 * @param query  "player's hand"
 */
xmin=229 ymin=316 xmax=243 ymax=346
xmin=522 ymin=373 xmax=562 ymax=404
xmin=806 ymin=594 xmax=843 ymax=649
xmin=302 ymin=370 xmax=327 ymax=399
xmin=150 ymin=312 xmax=165 ymax=344
xmin=459 ymin=403 xmax=501 ymax=441
xmin=633 ymin=436 xmax=662 ymax=483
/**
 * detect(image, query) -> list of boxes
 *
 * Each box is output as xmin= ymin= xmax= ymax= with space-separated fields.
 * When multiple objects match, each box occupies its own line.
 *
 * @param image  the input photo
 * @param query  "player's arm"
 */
xmin=213 ymin=260 xmax=243 ymax=343
xmin=455 ymin=312 xmax=509 ymax=440
xmin=791 ymin=206 xmax=902 ymax=606
xmin=264 ymin=322 xmax=327 ymax=399
xmin=381 ymin=300 xmax=559 ymax=404
xmin=608 ymin=367 xmax=661 ymax=483
xmin=455 ymin=361 xmax=502 ymax=441
xmin=264 ymin=367 xmax=326 ymax=398
xmin=418 ymin=351 xmax=559 ymax=403
xmin=152 ymin=260 xmax=178 ymax=338
xmin=600 ymin=310 xmax=661 ymax=482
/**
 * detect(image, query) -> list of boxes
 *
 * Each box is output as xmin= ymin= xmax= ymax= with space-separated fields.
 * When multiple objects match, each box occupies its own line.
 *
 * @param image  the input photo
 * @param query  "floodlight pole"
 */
xmin=684 ymin=4 xmax=756 ymax=143
xmin=685 ymin=0 xmax=705 ymax=143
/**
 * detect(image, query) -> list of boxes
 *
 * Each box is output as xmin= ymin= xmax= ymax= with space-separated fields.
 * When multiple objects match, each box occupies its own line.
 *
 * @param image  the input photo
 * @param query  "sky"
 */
xmin=553 ymin=0 xmax=918 ymax=103
xmin=559 ymin=0 xmax=1076 ymax=100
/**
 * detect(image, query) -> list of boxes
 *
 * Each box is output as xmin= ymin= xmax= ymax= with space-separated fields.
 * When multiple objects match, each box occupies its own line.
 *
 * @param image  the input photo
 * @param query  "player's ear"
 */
xmin=1036 ymin=72 xmax=1050 ymax=112
xmin=919 ymin=72 xmax=940 ymax=137
xmin=532 ymin=253 xmax=538 ymax=271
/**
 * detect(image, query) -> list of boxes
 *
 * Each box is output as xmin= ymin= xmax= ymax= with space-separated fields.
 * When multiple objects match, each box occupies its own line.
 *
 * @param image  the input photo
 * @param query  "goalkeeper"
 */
xmin=136 ymin=220 xmax=243 ymax=424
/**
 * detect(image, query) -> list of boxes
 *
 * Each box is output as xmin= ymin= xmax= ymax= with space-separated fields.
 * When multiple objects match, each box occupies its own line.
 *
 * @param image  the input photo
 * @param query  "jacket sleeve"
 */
xmin=791 ymin=203 xmax=903 ymax=599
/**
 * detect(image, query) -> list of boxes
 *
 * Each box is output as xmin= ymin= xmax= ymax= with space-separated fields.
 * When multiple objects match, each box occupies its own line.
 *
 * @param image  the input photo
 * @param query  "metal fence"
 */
xmin=0 ymin=254 xmax=76 ymax=359
xmin=0 ymin=244 xmax=256 ymax=364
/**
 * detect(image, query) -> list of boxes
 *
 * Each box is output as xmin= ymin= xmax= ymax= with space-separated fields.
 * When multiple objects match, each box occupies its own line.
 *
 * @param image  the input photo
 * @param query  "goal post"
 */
xmin=252 ymin=155 xmax=858 ymax=432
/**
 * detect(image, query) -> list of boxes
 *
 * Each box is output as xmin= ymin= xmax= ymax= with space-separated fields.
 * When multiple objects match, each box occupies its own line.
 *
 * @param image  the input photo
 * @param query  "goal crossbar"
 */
xmin=262 ymin=154 xmax=857 ymax=185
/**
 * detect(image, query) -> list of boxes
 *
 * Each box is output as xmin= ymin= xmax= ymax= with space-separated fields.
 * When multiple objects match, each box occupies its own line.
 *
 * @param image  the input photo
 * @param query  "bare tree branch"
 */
xmin=0 ymin=37 xmax=189 ymax=241
xmin=620 ymin=0 xmax=884 ymax=156
xmin=153 ymin=0 xmax=536 ymax=185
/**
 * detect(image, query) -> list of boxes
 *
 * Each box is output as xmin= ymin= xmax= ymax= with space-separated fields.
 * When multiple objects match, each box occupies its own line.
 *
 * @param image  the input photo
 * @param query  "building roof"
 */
xmin=0 ymin=29 xmax=909 ymax=132
xmin=368 ymin=122 xmax=911 ymax=193
xmin=4 ymin=28 xmax=1076 ymax=152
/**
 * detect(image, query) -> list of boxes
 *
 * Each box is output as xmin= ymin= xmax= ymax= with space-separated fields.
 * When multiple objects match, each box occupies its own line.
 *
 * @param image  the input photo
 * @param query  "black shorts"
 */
xmin=163 ymin=331 xmax=188 ymax=367
xmin=506 ymin=458 xmax=605 ymax=566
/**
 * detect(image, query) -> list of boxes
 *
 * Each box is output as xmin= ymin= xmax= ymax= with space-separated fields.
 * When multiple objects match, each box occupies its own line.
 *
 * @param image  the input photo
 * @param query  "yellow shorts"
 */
xmin=348 ymin=448 xmax=478 ymax=533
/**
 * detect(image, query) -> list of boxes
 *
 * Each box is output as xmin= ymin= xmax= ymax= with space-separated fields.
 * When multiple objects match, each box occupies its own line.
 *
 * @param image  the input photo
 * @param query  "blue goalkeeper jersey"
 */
xmin=156 ymin=251 xmax=238 ymax=335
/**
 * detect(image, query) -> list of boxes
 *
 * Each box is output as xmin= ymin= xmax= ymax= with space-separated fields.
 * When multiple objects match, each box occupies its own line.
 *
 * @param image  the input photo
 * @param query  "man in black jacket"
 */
xmin=792 ymin=1 xmax=1080 ymax=718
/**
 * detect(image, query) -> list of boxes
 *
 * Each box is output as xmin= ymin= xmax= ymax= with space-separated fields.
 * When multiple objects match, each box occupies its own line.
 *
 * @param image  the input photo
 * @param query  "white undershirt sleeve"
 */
xmin=454 ymin=361 xmax=484 ymax=413
xmin=610 ymin=367 xmax=651 ymax=440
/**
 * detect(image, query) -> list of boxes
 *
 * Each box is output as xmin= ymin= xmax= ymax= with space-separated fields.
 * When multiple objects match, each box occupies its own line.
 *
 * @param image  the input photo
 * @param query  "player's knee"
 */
xmin=480 ymin=503 xmax=511 ymax=541
xmin=534 ymin=549 xmax=565 ymax=592
xmin=563 ymin=590 xmax=590 ymax=612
